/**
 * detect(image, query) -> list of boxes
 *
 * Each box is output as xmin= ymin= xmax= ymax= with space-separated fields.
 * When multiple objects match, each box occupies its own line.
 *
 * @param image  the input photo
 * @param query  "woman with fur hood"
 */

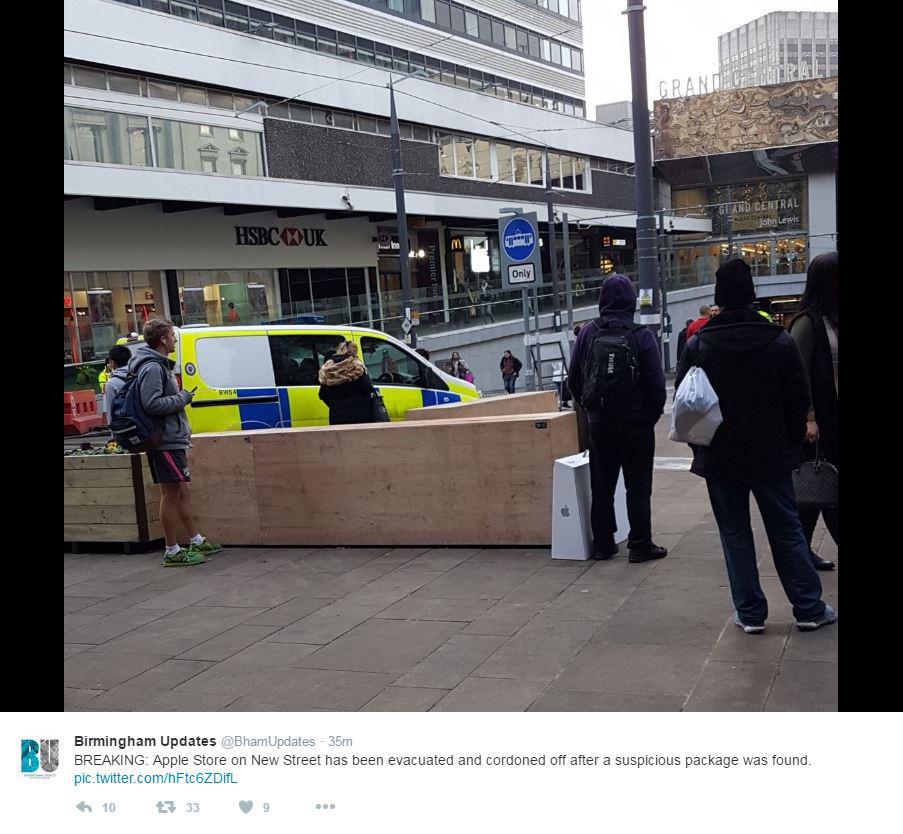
xmin=318 ymin=340 xmax=376 ymax=425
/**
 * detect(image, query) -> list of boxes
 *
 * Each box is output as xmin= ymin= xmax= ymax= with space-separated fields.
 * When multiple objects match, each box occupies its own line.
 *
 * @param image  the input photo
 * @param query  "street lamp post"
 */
xmin=388 ymin=79 xmax=416 ymax=347
xmin=623 ymin=2 xmax=659 ymax=341
xmin=544 ymin=152 xmax=562 ymax=332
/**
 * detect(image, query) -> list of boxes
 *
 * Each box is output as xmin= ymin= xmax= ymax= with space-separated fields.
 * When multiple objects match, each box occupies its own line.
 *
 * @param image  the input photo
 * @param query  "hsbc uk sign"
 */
xmin=234 ymin=226 xmax=327 ymax=247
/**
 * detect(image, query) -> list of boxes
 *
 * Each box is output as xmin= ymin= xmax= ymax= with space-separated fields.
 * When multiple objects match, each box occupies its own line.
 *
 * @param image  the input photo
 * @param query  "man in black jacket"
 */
xmin=676 ymin=259 xmax=835 ymax=633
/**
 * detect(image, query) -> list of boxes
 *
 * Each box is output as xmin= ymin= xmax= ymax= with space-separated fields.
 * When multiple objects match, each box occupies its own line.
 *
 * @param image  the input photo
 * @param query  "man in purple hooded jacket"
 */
xmin=567 ymin=274 xmax=668 ymax=562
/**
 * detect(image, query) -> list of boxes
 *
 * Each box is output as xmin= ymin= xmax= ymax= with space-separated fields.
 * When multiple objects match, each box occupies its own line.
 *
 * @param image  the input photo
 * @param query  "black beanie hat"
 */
xmin=714 ymin=258 xmax=755 ymax=308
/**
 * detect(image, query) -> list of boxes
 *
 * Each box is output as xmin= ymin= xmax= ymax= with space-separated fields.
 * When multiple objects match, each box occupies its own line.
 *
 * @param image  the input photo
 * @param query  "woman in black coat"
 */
xmin=318 ymin=341 xmax=376 ymax=425
xmin=788 ymin=251 xmax=838 ymax=571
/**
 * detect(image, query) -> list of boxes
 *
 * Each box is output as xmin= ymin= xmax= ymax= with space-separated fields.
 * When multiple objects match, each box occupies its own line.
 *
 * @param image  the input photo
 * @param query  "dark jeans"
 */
xmin=799 ymin=506 xmax=839 ymax=551
xmin=588 ymin=421 xmax=654 ymax=551
xmin=706 ymin=473 xmax=826 ymax=624
xmin=503 ymin=375 xmax=516 ymax=394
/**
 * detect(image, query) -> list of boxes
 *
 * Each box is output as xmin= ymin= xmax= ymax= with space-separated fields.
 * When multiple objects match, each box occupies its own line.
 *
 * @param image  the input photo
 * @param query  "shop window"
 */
xmin=360 ymin=337 xmax=424 ymax=387
xmin=310 ymin=268 xmax=351 ymax=324
xmin=268 ymin=335 xmax=322 ymax=386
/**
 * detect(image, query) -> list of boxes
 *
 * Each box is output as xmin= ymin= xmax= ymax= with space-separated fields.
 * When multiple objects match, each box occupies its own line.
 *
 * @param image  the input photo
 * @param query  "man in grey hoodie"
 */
xmin=130 ymin=318 xmax=221 ymax=567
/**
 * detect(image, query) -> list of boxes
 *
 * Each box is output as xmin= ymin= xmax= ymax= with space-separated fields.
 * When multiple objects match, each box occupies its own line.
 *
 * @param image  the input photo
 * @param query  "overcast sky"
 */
xmin=582 ymin=1 xmax=839 ymax=113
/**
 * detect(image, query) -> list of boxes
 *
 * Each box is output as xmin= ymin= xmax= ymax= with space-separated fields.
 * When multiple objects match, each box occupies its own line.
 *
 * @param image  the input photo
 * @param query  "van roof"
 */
xmin=175 ymin=323 xmax=398 ymax=340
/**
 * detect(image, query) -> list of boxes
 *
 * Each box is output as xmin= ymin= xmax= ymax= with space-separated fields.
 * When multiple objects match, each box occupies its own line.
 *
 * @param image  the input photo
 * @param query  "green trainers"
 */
xmin=190 ymin=538 xmax=222 ymax=557
xmin=162 ymin=547 xmax=207 ymax=567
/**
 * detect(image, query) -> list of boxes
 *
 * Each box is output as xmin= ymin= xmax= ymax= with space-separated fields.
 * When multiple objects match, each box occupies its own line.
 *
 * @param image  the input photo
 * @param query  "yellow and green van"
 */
xmin=125 ymin=324 xmax=479 ymax=431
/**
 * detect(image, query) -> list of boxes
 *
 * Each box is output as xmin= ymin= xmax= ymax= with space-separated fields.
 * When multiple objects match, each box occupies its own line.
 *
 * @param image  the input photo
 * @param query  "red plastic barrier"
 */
xmin=64 ymin=390 xmax=105 ymax=435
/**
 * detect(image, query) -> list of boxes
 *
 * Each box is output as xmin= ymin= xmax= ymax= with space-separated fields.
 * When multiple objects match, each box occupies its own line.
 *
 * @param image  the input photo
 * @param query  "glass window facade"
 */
xmin=65 ymin=107 xmax=265 ymax=177
xmin=63 ymin=270 xmax=166 ymax=385
xmin=105 ymin=1 xmax=586 ymax=115
xmin=176 ymin=269 xmax=278 ymax=326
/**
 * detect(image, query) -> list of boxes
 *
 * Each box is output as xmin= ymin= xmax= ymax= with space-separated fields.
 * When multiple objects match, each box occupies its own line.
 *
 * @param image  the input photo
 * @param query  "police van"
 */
xmin=120 ymin=324 xmax=478 ymax=431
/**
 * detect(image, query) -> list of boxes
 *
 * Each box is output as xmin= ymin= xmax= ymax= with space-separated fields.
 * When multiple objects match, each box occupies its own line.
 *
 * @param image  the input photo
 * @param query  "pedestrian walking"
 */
xmin=676 ymin=318 xmax=694 ymax=361
xmin=318 ymin=340 xmax=377 ymax=425
xmin=130 ymin=318 xmax=222 ymax=567
xmin=567 ymin=274 xmax=668 ymax=562
xmin=499 ymin=349 xmax=522 ymax=394
xmin=788 ymin=251 xmax=838 ymax=572
xmin=446 ymin=351 xmax=469 ymax=380
xmin=675 ymin=258 xmax=835 ymax=633
xmin=226 ymin=301 xmax=240 ymax=324
xmin=103 ymin=345 xmax=132 ymax=426
xmin=479 ymin=280 xmax=496 ymax=324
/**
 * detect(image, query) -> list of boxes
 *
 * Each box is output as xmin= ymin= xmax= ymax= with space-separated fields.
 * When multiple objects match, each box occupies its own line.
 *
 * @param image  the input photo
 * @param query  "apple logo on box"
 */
xmin=560 ymin=506 xmax=570 ymax=517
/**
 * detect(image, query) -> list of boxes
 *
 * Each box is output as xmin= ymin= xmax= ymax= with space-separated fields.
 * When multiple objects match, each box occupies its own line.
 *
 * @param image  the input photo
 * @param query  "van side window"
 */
xmin=195 ymin=335 xmax=275 ymax=389
xmin=360 ymin=337 xmax=428 ymax=388
xmin=268 ymin=335 xmax=322 ymax=386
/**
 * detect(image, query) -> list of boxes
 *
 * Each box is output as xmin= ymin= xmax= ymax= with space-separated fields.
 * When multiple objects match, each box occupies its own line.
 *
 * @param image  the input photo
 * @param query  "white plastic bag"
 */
xmin=670 ymin=366 xmax=723 ymax=446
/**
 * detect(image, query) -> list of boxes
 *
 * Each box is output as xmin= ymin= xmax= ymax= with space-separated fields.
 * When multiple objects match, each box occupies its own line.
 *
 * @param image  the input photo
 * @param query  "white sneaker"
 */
xmin=733 ymin=612 xmax=765 ymax=634
xmin=795 ymin=604 xmax=837 ymax=631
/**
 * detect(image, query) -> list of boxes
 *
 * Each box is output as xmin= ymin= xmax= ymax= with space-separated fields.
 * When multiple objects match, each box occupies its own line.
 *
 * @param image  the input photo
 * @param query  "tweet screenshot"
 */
xmin=58 ymin=0 xmax=884 ymax=827
xmin=7 ymin=714 xmax=897 ymax=829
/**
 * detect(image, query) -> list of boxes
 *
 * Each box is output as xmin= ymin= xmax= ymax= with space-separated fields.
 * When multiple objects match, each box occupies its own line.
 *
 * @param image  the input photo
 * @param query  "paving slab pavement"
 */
xmin=63 ymin=465 xmax=838 ymax=711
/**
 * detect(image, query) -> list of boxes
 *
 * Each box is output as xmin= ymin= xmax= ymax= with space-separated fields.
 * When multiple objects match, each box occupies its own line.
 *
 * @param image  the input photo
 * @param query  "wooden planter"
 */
xmin=64 ymin=455 xmax=162 ymax=551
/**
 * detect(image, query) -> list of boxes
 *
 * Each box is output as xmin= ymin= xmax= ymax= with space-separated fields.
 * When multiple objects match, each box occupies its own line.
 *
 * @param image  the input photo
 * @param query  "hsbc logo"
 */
xmin=234 ymin=226 xmax=327 ymax=247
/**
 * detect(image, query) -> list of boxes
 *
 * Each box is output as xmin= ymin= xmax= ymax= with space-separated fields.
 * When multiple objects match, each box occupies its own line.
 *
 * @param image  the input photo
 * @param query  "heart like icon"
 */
xmin=239 ymin=800 xmax=253 ymax=814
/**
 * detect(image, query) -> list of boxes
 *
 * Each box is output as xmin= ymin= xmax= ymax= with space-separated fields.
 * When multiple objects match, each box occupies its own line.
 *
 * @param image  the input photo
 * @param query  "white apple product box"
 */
xmin=551 ymin=451 xmax=628 ymax=560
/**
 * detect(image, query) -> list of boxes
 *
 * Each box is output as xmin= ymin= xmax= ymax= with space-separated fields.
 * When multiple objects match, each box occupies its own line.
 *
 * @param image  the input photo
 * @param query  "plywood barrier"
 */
xmin=188 ymin=411 xmax=578 ymax=547
xmin=64 ymin=455 xmax=162 ymax=545
xmin=405 ymin=390 xmax=558 ymax=421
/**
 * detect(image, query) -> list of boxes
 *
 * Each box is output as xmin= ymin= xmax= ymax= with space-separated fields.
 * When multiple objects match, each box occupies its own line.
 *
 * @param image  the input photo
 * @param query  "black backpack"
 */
xmin=108 ymin=365 xmax=165 ymax=452
xmin=580 ymin=319 xmax=645 ymax=419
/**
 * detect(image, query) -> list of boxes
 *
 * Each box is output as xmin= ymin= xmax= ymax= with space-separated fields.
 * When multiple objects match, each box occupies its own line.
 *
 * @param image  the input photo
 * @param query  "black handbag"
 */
xmin=371 ymin=391 xmax=390 ymax=423
xmin=792 ymin=443 xmax=838 ymax=509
